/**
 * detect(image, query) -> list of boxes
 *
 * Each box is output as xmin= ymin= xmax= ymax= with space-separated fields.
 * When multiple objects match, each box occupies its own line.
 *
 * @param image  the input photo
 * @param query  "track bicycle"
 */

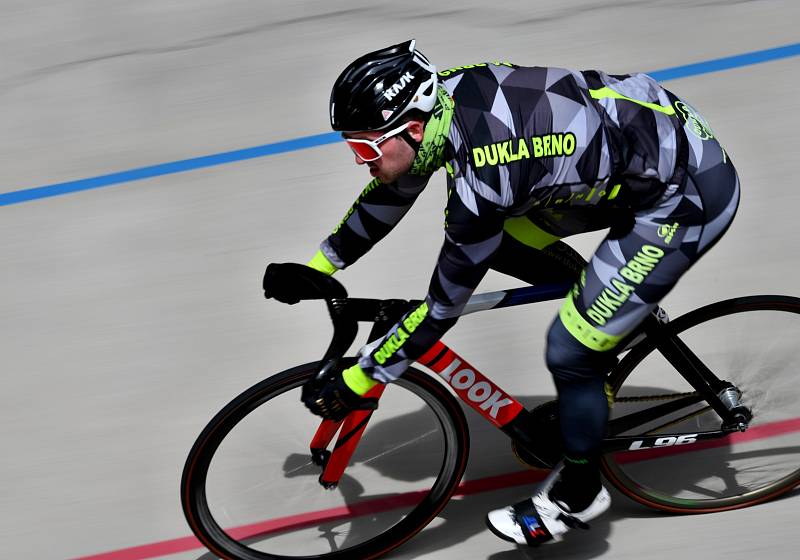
xmin=182 ymin=266 xmax=800 ymax=559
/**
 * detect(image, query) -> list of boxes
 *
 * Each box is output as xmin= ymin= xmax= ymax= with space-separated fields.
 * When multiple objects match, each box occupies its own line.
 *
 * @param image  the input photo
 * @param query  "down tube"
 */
xmin=417 ymin=341 xmax=525 ymax=428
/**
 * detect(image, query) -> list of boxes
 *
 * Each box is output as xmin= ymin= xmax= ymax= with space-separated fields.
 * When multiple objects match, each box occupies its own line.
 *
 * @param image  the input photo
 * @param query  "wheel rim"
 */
xmin=183 ymin=368 xmax=466 ymax=559
xmin=603 ymin=298 xmax=800 ymax=512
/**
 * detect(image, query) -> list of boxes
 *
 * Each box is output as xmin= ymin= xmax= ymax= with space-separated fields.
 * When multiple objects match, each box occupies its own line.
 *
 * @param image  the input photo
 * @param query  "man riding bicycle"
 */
xmin=263 ymin=39 xmax=740 ymax=546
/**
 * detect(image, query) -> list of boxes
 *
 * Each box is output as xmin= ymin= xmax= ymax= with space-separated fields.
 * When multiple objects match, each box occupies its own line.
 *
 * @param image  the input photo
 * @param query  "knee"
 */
xmin=545 ymin=318 xmax=617 ymax=385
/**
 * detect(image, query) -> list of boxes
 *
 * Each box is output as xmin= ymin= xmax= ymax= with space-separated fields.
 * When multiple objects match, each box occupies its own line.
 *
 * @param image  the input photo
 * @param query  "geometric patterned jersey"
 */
xmin=319 ymin=63 xmax=696 ymax=383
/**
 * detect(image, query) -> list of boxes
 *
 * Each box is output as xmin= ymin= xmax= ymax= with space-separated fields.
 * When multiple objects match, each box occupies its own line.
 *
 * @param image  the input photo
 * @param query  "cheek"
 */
xmin=386 ymin=138 xmax=414 ymax=166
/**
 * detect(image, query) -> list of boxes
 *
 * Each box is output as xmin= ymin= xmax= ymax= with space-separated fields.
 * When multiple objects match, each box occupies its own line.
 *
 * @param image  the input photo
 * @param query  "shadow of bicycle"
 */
xmin=192 ymin=386 xmax=799 ymax=560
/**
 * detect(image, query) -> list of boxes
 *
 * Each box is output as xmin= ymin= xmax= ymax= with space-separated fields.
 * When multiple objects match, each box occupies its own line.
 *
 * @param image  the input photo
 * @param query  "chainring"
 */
xmin=511 ymin=400 xmax=564 ymax=469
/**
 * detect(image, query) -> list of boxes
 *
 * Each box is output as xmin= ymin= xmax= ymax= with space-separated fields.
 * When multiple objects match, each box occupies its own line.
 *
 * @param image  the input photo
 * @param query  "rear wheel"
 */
xmin=602 ymin=296 xmax=800 ymax=513
xmin=181 ymin=362 xmax=469 ymax=559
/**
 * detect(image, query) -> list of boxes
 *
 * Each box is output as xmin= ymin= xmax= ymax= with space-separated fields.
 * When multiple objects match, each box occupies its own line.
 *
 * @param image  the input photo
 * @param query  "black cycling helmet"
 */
xmin=330 ymin=39 xmax=438 ymax=132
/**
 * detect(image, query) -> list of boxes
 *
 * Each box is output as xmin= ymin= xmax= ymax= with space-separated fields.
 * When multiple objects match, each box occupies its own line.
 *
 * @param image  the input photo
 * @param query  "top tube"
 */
xmin=315 ymin=280 xmax=572 ymax=365
xmin=460 ymin=282 xmax=572 ymax=316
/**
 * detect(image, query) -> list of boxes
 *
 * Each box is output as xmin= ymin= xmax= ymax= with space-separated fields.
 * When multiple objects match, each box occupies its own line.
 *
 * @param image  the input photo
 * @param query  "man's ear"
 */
xmin=407 ymin=119 xmax=426 ymax=143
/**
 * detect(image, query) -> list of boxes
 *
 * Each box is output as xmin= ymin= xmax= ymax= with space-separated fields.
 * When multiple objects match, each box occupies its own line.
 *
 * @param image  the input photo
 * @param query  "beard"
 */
xmin=369 ymin=151 xmax=415 ymax=184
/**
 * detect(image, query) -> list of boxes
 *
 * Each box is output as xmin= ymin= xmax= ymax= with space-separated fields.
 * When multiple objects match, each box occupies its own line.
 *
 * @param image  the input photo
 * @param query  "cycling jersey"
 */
xmin=316 ymin=63 xmax=737 ymax=385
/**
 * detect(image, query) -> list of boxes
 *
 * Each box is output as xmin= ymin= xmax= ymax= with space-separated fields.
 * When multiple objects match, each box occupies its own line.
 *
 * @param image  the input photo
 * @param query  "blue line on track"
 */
xmin=3 ymin=42 xmax=799 ymax=207
xmin=648 ymin=42 xmax=800 ymax=82
xmin=0 ymin=132 xmax=342 ymax=206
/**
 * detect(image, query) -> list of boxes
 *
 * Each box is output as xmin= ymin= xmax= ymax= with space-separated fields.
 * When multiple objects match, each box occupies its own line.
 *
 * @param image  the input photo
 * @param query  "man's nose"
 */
xmin=354 ymin=154 xmax=367 ymax=165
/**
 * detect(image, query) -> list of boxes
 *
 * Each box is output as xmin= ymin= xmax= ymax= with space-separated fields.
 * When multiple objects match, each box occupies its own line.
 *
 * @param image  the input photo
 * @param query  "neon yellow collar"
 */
xmin=408 ymin=87 xmax=455 ymax=176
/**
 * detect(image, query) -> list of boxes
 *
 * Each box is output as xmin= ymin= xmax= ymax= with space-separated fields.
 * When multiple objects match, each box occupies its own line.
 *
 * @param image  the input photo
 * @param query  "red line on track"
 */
xmin=70 ymin=471 xmax=547 ymax=560
xmin=71 ymin=417 xmax=799 ymax=560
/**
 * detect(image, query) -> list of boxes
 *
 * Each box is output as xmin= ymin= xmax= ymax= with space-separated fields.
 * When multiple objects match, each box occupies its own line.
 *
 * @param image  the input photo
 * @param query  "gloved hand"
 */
xmin=302 ymin=361 xmax=379 ymax=421
xmin=263 ymin=262 xmax=304 ymax=304
xmin=263 ymin=262 xmax=347 ymax=304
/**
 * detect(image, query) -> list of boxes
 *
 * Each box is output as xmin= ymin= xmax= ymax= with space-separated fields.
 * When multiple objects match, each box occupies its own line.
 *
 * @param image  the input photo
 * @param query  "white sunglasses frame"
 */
xmin=343 ymin=122 xmax=412 ymax=162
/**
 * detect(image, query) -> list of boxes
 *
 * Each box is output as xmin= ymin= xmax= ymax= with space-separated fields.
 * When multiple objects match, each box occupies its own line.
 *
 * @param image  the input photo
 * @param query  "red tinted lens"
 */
xmin=346 ymin=140 xmax=381 ymax=161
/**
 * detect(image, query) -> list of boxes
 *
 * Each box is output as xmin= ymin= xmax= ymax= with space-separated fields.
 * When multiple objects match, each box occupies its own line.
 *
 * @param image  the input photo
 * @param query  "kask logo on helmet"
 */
xmin=383 ymin=71 xmax=415 ymax=101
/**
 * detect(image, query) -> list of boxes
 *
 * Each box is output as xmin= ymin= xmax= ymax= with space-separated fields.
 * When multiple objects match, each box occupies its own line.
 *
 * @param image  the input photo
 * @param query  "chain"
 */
xmin=613 ymin=390 xmax=699 ymax=403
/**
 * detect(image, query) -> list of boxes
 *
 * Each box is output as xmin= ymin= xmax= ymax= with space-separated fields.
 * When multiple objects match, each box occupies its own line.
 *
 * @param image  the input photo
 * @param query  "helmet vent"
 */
xmin=329 ymin=40 xmax=437 ymax=131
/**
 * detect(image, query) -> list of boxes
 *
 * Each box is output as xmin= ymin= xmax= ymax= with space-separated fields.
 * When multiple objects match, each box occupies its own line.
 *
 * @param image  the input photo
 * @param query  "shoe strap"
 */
xmin=511 ymin=498 xmax=555 ymax=546
xmin=557 ymin=511 xmax=590 ymax=530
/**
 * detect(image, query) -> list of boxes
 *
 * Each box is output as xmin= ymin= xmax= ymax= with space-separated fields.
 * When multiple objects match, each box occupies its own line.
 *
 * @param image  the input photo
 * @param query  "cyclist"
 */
xmin=263 ymin=40 xmax=740 ymax=546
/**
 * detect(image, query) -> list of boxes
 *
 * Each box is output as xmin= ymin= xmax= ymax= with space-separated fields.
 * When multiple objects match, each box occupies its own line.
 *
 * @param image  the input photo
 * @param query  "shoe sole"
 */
xmin=485 ymin=513 xmax=557 ymax=547
xmin=484 ymin=514 xmax=523 ymax=545
xmin=485 ymin=488 xmax=611 ymax=547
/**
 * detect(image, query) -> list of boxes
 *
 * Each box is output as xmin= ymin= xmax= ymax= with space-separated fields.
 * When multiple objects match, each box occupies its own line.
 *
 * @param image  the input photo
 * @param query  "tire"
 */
xmin=602 ymin=295 xmax=800 ymax=513
xmin=181 ymin=361 xmax=469 ymax=560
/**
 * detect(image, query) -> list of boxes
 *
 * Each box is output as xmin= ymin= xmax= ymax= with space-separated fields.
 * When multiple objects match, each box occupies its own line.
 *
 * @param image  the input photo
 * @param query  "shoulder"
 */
xmin=439 ymin=64 xmax=584 ymax=94
xmin=438 ymin=61 xmax=518 ymax=97
xmin=438 ymin=61 xmax=518 ymax=80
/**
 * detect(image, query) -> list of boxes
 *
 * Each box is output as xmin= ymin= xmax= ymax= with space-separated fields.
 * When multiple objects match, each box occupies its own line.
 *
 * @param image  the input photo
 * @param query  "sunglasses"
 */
xmin=343 ymin=122 xmax=411 ymax=162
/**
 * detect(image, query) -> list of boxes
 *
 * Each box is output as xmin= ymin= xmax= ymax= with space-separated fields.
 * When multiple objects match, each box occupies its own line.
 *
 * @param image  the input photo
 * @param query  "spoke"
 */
xmin=285 ymin=460 xmax=316 ymax=476
xmin=644 ymin=405 xmax=714 ymax=435
xmin=361 ymin=429 xmax=439 ymax=465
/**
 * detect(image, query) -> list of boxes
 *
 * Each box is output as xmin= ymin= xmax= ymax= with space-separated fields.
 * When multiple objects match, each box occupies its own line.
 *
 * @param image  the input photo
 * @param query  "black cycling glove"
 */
xmin=263 ymin=262 xmax=304 ymax=304
xmin=302 ymin=361 xmax=379 ymax=421
xmin=263 ymin=262 xmax=347 ymax=304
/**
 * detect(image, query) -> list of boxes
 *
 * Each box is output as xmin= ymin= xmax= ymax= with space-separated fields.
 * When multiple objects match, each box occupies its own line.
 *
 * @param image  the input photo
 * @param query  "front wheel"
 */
xmin=602 ymin=295 xmax=800 ymax=513
xmin=181 ymin=362 xmax=469 ymax=560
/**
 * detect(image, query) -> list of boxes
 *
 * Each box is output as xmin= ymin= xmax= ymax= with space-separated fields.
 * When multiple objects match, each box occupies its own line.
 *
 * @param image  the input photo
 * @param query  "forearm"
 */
xmin=357 ymin=298 xmax=458 ymax=383
xmin=316 ymin=175 xmax=429 ymax=270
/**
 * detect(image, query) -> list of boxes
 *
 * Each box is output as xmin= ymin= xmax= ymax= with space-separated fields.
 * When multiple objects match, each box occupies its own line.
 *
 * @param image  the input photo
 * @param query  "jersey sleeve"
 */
xmin=355 ymin=160 xmax=507 ymax=383
xmin=319 ymin=174 xmax=431 ymax=270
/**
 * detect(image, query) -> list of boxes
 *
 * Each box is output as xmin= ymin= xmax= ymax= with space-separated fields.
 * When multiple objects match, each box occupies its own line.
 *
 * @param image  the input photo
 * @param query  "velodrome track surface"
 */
xmin=2 ymin=1 xmax=799 ymax=559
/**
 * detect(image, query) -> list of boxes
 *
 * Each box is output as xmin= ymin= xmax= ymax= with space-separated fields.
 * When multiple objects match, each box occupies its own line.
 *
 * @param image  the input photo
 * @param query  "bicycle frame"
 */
xmin=308 ymin=282 xmax=750 ymax=488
